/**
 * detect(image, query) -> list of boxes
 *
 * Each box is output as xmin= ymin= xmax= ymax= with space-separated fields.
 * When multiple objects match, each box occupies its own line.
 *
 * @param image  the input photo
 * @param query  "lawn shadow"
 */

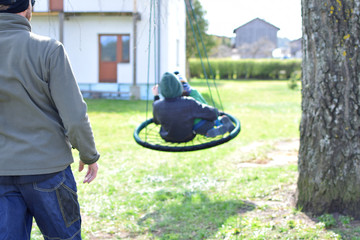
xmin=137 ymin=190 xmax=255 ymax=239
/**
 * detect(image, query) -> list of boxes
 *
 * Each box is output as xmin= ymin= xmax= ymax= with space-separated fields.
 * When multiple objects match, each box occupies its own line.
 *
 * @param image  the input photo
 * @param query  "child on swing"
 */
xmin=174 ymin=71 xmax=229 ymax=134
xmin=152 ymin=72 xmax=234 ymax=143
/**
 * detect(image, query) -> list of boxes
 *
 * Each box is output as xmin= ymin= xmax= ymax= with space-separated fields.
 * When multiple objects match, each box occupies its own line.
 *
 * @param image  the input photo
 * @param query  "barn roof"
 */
xmin=233 ymin=18 xmax=280 ymax=33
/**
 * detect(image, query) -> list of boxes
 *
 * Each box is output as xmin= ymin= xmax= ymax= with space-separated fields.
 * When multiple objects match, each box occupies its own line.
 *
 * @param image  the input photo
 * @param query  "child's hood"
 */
xmin=160 ymin=72 xmax=184 ymax=98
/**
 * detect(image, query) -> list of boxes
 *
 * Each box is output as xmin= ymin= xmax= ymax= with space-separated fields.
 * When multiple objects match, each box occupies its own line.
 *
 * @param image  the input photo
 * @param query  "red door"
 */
xmin=99 ymin=35 xmax=118 ymax=83
xmin=99 ymin=35 xmax=130 ymax=83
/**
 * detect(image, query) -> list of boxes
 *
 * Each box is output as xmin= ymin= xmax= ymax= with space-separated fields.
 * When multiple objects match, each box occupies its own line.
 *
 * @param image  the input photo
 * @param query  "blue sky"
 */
xmin=198 ymin=0 xmax=302 ymax=40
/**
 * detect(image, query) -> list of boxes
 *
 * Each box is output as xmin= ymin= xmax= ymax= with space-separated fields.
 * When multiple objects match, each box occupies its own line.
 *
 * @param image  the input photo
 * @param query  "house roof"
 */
xmin=233 ymin=18 xmax=280 ymax=33
xmin=290 ymin=38 xmax=302 ymax=43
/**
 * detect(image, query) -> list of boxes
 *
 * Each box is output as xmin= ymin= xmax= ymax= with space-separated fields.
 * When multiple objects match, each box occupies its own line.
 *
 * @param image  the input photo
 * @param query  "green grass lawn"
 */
xmin=31 ymin=80 xmax=355 ymax=239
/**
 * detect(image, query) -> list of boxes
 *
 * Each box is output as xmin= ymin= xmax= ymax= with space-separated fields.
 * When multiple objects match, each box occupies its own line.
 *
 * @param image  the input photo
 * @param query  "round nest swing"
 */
xmin=133 ymin=0 xmax=241 ymax=152
xmin=134 ymin=112 xmax=241 ymax=152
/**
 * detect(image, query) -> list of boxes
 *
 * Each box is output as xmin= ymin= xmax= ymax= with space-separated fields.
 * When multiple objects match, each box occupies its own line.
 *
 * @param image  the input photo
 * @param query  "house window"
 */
xmin=121 ymin=35 xmax=130 ymax=62
xmin=99 ymin=34 xmax=130 ymax=63
xmin=99 ymin=34 xmax=130 ymax=83
xmin=100 ymin=35 xmax=117 ymax=62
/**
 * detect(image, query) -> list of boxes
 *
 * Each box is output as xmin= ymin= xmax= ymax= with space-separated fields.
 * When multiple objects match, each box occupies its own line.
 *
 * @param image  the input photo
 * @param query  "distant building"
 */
xmin=272 ymin=47 xmax=291 ymax=59
xmin=233 ymin=18 xmax=280 ymax=58
xmin=272 ymin=38 xmax=291 ymax=59
xmin=290 ymin=38 xmax=302 ymax=58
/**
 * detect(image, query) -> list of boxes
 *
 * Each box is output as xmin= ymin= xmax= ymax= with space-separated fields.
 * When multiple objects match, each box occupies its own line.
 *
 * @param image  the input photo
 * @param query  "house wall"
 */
xmin=123 ymin=0 xmax=187 ymax=85
xmin=164 ymin=0 xmax=186 ymax=74
xmin=31 ymin=15 xmax=59 ymax=39
xmin=32 ymin=0 xmax=48 ymax=12
xmin=63 ymin=1 xmax=133 ymax=12
xmin=30 ymin=0 xmax=186 ymax=98
xmin=33 ymin=0 xmax=132 ymax=12
xmin=31 ymin=15 xmax=133 ymax=84
xmin=66 ymin=15 xmax=133 ymax=84
xmin=135 ymin=0 xmax=186 ymax=84
xmin=135 ymin=0 xmax=157 ymax=85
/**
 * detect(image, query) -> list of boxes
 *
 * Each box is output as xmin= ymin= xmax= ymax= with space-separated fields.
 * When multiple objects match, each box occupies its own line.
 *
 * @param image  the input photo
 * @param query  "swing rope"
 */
xmin=145 ymin=0 xmax=156 ymax=142
xmin=185 ymin=0 xmax=217 ymax=109
xmin=187 ymin=0 xmax=224 ymax=112
xmin=133 ymin=0 xmax=241 ymax=152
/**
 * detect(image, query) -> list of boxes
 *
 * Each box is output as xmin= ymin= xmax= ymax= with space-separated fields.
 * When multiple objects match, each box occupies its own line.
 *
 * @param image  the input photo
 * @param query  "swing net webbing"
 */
xmin=133 ymin=0 xmax=241 ymax=152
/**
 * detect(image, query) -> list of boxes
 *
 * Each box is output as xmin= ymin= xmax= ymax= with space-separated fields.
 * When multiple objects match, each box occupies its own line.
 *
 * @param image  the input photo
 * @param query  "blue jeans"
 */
xmin=193 ymin=118 xmax=222 ymax=135
xmin=0 ymin=166 xmax=81 ymax=240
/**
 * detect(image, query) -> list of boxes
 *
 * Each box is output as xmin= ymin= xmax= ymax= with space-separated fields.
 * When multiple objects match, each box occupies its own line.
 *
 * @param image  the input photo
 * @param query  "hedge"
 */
xmin=189 ymin=58 xmax=302 ymax=80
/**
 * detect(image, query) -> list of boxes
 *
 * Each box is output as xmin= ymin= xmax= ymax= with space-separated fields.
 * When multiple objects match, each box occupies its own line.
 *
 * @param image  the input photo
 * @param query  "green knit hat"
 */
xmin=160 ymin=72 xmax=183 ymax=98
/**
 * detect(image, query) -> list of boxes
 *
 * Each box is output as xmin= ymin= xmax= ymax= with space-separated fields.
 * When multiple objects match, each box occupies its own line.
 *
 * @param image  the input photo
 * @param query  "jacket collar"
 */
xmin=0 ymin=13 xmax=31 ymax=32
xmin=165 ymin=96 xmax=182 ymax=102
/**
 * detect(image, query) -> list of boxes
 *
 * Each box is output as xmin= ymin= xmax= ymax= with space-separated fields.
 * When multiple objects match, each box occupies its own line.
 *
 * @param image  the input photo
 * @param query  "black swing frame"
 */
xmin=134 ymin=112 xmax=241 ymax=152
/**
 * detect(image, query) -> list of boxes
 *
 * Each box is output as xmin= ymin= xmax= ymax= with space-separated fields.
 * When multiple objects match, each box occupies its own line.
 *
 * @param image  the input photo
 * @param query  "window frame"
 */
xmin=99 ymin=34 xmax=130 ymax=64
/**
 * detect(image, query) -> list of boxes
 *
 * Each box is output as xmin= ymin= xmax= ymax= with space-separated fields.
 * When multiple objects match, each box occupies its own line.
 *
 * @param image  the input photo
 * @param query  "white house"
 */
xmin=31 ymin=0 xmax=186 ymax=99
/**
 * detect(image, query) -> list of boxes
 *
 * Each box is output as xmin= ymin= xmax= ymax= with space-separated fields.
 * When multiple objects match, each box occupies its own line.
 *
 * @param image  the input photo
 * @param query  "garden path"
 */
xmin=237 ymin=138 xmax=299 ymax=167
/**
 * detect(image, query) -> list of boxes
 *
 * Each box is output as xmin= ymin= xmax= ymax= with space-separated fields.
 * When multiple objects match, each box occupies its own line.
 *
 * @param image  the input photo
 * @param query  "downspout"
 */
xmin=157 ymin=0 xmax=161 ymax=83
xmin=132 ymin=0 xmax=137 ymax=87
xmin=131 ymin=0 xmax=140 ymax=99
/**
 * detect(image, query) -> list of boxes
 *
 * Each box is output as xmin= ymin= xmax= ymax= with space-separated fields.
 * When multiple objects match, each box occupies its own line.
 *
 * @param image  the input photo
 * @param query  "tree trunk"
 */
xmin=297 ymin=0 xmax=360 ymax=218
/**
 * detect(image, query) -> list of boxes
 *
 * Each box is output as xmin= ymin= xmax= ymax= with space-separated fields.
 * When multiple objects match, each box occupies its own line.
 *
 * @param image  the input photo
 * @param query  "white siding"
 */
xmin=33 ymin=0 xmax=132 ymax=13
xmin=31 ymin=16 xmax=59 ymax=39
xmin=165 ymin=0 xmax=186 ymax=73
xmin=32 ymin=0 xmax=49 ymax=12
xmin=64 ymin=15 xmax=133 ymax=84
xmin=30 ymin=0 xmax=186 ymax=88
xmin=64 ymin=0 xmax=133 ymax=13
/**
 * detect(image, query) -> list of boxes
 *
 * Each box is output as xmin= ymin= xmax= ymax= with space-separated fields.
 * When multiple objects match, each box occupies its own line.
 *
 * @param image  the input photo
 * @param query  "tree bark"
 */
xmin=298 ymin=0 xmax=360 ymax=218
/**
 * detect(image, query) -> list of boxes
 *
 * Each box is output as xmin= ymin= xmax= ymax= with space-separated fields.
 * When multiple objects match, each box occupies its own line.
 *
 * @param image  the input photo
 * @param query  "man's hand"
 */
xmin=79 ymin=161 xmax=99 ymax=184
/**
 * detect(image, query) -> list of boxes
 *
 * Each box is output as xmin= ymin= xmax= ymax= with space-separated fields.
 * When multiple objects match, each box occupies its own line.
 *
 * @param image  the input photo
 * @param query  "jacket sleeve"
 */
xmin=48 ymin=44 xmax=100 ymax=165
xmin=190 ymin=99 xmax=219 ymax=121
xmin=152 ymin=101 xmax=160 ymax=125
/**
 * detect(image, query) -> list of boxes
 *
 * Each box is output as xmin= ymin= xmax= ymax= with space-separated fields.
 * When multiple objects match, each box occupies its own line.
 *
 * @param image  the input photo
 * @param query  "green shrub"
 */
xmin=318 ymin=214 xmax=337 ymax=228
xmin=189 ymin=58 xmax=302 ymax=80
xmin=288 ymin=70 xmax=302 ymax=90
xmin=339 ymin=215 xmax=353 ymax=226
xmin=189 ymin=59 xmax=202 ymax=78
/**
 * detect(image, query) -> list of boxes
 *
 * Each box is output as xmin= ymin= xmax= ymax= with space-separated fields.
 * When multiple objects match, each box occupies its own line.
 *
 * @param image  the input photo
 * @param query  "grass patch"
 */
xmin=30 ymin=80 xmax=355 ymax=239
